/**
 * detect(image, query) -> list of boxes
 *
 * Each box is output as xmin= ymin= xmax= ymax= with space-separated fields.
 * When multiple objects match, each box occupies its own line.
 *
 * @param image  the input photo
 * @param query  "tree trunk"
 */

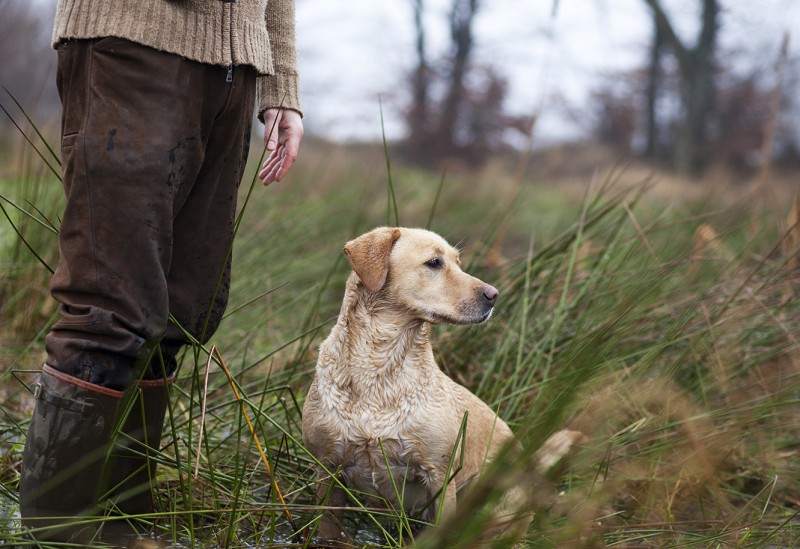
xmin=645 ymin=11 xmax=664 ymax=158
xmin=436 ymin=0 xmax=479 ymax=158
xmin=643 ymin=0 xmax=719 ymax=175
xmin=675 ymin=0 xmax=718 ymax=174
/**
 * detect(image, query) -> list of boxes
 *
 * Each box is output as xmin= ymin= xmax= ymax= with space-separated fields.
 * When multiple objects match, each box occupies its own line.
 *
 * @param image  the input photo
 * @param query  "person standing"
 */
xmin=19 ymin=0 xmax=304 ymax=542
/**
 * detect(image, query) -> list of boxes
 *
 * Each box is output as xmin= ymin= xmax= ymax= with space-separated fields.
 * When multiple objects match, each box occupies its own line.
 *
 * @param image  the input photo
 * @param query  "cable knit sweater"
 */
xmin=51 ymin=0 xmax=302 ymax=118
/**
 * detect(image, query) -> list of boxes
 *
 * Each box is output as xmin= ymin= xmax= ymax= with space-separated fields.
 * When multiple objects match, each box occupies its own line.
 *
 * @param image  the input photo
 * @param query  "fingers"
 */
xmin=258 ymin=146 xmax=284 ymax=186
xmin=258 ymin=144 xmax=298 ymax=186
xmin=258 ymin=108 xmax=304 ymax=186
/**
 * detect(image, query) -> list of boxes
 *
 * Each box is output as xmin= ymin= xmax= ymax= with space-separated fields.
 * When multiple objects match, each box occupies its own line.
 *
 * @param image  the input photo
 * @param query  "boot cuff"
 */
xmin=41 ymin=364 xmax=124 ymax=399
xmin=138 ymin=375 xmax=176 ymax=389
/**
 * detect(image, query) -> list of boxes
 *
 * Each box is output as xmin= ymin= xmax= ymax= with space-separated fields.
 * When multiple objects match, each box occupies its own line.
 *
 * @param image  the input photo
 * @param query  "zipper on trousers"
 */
xmin=226 ymin=63 xmax=233 ymax=83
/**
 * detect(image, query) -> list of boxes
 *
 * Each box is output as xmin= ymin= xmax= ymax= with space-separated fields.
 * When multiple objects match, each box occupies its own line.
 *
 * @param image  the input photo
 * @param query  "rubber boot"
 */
xmin=20 ymin=364 xmax=124 ymax=543
xmin=107 ymin=376 xmax=173 ymax=516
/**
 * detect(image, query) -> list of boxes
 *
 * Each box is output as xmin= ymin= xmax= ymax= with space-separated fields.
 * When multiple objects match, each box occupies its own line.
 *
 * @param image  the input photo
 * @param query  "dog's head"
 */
xmin=344 ymin=227 xmax=498 ymax=325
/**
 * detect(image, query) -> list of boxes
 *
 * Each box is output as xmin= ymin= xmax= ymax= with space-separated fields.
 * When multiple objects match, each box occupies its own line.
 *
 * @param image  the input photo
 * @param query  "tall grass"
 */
xmin=1 ymin=95 xmax=799 ymax=547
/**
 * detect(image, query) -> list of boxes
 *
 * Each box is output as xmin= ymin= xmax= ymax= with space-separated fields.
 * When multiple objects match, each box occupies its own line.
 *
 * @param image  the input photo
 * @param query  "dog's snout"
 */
xmin=483 ymin=284 xmax=499 ymax=306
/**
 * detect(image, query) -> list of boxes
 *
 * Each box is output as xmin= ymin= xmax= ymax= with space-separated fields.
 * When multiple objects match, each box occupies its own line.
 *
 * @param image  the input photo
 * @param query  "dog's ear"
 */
xmin=344 ymin=227 xmax=401 ymax=292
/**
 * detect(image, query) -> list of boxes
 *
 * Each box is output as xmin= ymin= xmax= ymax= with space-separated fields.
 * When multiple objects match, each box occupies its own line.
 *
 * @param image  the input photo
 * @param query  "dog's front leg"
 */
xmin=439 ymin=480 xmax=457 ymax=519
xmin=314 ymin=474 xmax=350 ymax=542
xmin=424 ymin=479 xmax=457 ymax=526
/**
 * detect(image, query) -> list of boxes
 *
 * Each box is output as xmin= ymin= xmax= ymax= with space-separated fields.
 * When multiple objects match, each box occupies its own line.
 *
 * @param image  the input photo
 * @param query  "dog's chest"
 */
xmin=319 ymin=366 xmax=442 ymax=441
xmin=317 ymin=370 xmax=453 ymax=511
xmin=316 ymin=358 xmax=455 ymax=449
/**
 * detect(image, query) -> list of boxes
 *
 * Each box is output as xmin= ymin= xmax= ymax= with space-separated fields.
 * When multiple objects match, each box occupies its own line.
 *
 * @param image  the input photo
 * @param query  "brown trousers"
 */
xmin=46 ymin=38 xmax=256 ymax=389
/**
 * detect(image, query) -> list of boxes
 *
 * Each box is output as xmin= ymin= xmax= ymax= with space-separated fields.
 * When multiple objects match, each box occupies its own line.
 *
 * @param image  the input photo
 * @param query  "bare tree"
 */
xmin=402 ymin=0 xmax=525 ymax=167
xmin=643 ymin=0 xmax=720 ymax=175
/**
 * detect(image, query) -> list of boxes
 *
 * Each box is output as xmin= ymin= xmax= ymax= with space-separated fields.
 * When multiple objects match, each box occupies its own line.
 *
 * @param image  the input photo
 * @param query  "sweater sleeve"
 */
xmin=257 ymin=0 xmax=302 ymax=121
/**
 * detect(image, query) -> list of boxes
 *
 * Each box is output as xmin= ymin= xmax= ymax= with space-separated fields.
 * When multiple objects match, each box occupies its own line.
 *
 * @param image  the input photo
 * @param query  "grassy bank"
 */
xmin=1 ymin=124 xmax=799 ymax=547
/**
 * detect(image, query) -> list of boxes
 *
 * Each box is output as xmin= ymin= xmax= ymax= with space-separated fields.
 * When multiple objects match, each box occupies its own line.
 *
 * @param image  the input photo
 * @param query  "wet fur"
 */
xmin=302 ymin=227 xmax=526 ymax=540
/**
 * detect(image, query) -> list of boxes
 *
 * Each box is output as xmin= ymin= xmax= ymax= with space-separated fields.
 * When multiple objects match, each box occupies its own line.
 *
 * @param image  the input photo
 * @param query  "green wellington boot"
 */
xmin=19 ymin=364 xmax=124 ymax=543
xmin=107 ymin=376 xmax=173 ymax=516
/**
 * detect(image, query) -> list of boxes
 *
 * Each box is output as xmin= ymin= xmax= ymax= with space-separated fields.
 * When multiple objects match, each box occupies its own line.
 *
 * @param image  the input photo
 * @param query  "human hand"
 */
xmin=259 ymin=108 xmax=304 ymax=186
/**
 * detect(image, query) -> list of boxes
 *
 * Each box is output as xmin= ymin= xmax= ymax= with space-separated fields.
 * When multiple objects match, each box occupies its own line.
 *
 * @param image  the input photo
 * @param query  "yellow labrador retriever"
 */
xmin=302 ymin=227 xmax=526 ymax=540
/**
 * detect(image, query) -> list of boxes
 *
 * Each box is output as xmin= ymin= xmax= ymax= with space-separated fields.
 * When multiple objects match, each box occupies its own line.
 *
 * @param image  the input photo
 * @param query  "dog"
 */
xmin=301 ymin=227 xmax=529 ymax=541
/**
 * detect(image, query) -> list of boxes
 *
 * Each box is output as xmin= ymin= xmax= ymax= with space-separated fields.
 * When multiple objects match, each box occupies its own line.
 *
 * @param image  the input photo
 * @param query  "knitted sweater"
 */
xmin=52 ymin=0 xmax=302 ymax=117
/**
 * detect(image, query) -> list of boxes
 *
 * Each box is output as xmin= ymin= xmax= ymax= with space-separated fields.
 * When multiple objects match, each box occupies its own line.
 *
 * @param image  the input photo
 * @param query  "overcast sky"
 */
xmin=296 ymin=0 xmax=800 ymax=144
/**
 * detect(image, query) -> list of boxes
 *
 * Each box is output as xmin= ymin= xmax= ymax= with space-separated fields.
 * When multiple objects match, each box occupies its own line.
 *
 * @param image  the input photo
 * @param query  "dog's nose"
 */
xmin=483 ymin=284 xmax=499 ymax=305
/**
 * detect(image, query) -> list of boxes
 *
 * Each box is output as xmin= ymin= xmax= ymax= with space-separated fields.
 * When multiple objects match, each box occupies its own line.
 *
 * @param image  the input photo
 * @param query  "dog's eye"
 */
xmin=425 ymin=257 xmax=443 ymax=269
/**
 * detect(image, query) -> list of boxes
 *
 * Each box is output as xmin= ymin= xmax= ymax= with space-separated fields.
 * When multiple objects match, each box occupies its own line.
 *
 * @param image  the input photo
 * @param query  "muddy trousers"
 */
xmin=20 ymin=38 xmax=256 ymax=541
xmin=46 ymin=36 xmax=256 ymax=387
